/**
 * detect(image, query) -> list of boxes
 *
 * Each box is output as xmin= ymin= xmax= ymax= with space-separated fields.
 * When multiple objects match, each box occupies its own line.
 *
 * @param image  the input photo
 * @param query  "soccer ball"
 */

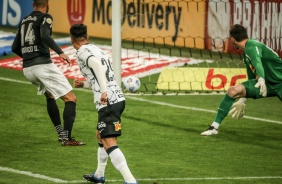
xmin=123 ymin=76 xmax=141 ymax=92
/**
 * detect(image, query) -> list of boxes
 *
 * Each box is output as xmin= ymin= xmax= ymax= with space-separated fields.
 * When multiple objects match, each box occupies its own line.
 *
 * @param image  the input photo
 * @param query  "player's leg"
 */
xmin=84 ymin=101 xmax=137 ymax=184
xmin=83 ymin=130 xmax=108 ymax=183
xmin=104 ymin=101 xmax=137 ymax=184
xmin=44 ymin=91 xmax=63 ymax=139
xmin=59 ymin=91 xmax=85 ymax=146
xmin=37 ymin=63 xmax=84 ymax=145
xmin=23 ymin=66 xmax=63 ymax=140
xmin=201 ymin=83 xmax=246 ymax=136
xmin=103 ymin=137 xmax=137 ymax=184
xmin=95 ymin=131 xmax=109 ymax=178
xmin=269 ymin=83 xmax=282 ymax=101
xmin=60 ymin=91 xmax=76 ymax=139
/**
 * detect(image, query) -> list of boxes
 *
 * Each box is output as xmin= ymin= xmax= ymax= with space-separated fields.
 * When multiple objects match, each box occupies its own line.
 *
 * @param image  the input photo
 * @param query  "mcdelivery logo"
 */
xmin=67 ymin=0 xmax=86 ymax=25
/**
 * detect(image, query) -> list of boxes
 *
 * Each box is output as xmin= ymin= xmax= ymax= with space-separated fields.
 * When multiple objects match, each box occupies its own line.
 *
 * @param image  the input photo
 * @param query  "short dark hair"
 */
xmin=33 ymin=0 xmax=48 ymax=8
xmin=70 ymin=24 xmax=87 ymax=39
xmin=229 ymin=24 xmax=248 ymax=42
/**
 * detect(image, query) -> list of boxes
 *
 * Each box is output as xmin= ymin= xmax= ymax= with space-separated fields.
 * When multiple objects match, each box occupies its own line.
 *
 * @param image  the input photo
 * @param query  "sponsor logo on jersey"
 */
xmin=46 ymin=18 xmax=52 ymax=24
xmin=114 ymin=122 xmax=121 ymax=131
xmin=98 ymin=121 xmax=106 ymax=129
xmin=67 ymin=0 xmax=86 ymax=25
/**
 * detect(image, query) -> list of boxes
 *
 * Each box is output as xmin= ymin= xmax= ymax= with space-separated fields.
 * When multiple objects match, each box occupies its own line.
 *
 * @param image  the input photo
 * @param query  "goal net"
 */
xmin=118 ymin=0 xmax=281 ymax=94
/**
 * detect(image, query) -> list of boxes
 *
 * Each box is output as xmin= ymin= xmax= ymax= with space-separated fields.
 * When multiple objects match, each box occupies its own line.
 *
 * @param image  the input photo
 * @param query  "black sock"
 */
xmin=46 ymin=98 xmax=62 ymax=130
xmin=106 ymin=145 xmax=118 ymax=155
xmin=63 ymin=101 xmax=76 ymax=139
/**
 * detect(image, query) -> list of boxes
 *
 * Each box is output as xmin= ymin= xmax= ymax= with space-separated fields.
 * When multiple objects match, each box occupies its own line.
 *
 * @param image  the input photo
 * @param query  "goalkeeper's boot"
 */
xmin=83 ymin=173 xmax=105 ymax=183
xmin=201 ymin=126 xmax=218 ymax=136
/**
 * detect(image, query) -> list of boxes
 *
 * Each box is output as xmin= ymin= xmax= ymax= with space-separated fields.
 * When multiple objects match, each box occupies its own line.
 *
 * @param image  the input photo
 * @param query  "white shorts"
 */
xmin=23 ymin=63 xmax=73 ymax=100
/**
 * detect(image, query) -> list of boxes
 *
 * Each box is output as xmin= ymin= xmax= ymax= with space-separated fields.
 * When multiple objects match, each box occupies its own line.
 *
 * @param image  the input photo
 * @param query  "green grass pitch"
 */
xmin=0 ymin=67 xmax=281 ymax=184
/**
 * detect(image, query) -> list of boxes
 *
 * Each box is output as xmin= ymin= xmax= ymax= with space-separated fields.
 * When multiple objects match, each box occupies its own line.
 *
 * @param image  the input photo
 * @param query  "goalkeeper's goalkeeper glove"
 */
xmin=254 ymin=77 xmax=267 ymax=97
xmin=229 ymin=98 xmax=247 ymax=119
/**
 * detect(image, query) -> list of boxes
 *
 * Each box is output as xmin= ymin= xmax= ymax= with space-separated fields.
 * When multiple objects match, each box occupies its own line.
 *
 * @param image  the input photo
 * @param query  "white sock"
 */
xmin=211 ymin=122 xmax=220 ymax=129
xmin=109 ymin=148 xmax=136 ymax=183
xmin=94 ymin=147 xmax=108 ymax=178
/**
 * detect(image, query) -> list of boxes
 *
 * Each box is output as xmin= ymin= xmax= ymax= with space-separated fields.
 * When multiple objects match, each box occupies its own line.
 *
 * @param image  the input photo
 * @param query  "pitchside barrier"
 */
xmin=1 ymin=0 xmax=281 ymax=93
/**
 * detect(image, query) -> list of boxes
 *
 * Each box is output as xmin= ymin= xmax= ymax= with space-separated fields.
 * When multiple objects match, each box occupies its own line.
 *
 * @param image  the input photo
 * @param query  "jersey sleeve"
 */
xmin=88 ymin=56 xmax=107 ymax=92
xmin=245 ymin=64 xmax=257 ymax=79
xmin=245 ymin=45 xmax=265 ymax=79
xmin=11 ymin=28 xmax=22 ymax=57
xmin=40 ymin=14 xmax=63 ymax=55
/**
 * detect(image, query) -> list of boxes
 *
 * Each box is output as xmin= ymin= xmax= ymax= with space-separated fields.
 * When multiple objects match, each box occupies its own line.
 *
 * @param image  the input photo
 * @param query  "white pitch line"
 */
xmin=1 ymin=166 xmax=282 ymax=183
xmin=126 ymin=96 xmax=282 ymax=125
xmin=0 ymin=77 xmax=281 ymax=125
xmin=0 ymin=77 xmax=30 ymax=84
xmin=0 ymin=77 xmax=282 ymax=182
xmin=0 ymin=166 xmax=68 ymax=183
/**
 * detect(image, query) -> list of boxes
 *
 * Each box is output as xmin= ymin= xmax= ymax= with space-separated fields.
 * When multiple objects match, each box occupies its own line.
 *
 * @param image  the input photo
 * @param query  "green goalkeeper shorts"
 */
xmin=242 ymin=79 xmax=282 ymax=101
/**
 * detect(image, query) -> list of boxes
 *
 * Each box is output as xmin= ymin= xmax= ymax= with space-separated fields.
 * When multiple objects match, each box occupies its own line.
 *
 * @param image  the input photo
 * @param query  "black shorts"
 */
xmin=97 ymin=101 xmax=125 ymax=139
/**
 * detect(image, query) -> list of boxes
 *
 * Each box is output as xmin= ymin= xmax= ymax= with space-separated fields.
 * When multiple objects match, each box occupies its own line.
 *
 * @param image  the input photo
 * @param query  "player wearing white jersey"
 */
xmin=70 ymin=24 xmax=138 ymax=184
xmin=76 ymin=44 xmax=125 ymax=111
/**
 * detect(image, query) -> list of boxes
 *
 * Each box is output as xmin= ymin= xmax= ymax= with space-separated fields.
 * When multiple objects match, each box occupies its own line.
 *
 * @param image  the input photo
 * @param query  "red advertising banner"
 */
xmin=205 ymin=0 xmax=281 ymax=57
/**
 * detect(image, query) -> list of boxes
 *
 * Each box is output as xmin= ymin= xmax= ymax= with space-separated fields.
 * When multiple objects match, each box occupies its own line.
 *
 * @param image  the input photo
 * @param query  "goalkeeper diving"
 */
xmin=201 ymin=24 xmax=282 ymax=136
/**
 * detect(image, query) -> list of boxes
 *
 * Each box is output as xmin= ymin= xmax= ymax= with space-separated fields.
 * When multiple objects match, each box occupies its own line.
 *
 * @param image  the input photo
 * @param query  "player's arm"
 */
xmin=87 ymin=56 xmax=108 ymax=105
xmin=246 ymin=46 xmax=267 ymax=97
xmin=245 ymin=65 xmax=256 ymax=80
xmin=40 ymin=15 xmax=70 ymax=64
xmin=11 ymin=29 xmax=22 ymax=57
xmin=73 ymin=79 xmax=91 ymax=88
xmin=246 ymin=46 xmax=265 ymax=78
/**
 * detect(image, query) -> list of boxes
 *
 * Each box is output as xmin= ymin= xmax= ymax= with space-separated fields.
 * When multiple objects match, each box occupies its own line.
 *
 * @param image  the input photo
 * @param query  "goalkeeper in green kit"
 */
xmin=201 ymin=24 xmax=282 ymax=136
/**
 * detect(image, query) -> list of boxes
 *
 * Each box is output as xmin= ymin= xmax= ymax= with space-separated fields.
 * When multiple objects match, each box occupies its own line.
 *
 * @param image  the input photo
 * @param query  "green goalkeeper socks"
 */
xmin=214 ymin=94 xmax=236 ymax=124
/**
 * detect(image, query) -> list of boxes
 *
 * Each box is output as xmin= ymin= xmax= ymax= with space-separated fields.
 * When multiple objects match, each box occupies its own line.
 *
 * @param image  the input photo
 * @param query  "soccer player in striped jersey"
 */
xmin=70 ymin=24 xmax=138 ymax=184
xmin=201 ymin=24 xmax=282 ymax=136
xmin=11 ymin=0 xmax=84 ymax=145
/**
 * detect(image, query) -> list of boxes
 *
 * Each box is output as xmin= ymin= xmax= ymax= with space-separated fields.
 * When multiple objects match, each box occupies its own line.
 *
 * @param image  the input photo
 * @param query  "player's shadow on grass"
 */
xmin=123 ymin=114 xmax=200 ymax=133
xmin=213 ymin=128 xmax=282 ymax=151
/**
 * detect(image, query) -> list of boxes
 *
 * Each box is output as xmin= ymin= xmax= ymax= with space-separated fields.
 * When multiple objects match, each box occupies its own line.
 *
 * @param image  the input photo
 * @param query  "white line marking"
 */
xmin=126 ymin=96 xmax=282 ymax=125
xmin=0 ymin=77 xmax=281 ymax=182
xmin=0 ymin=77 xmax=30 ymax=84
xmin=0 ymin=77 xmax=281 ymax=125
xmin=1 ymin=166 xmax=281 ymax=183
xmin=0 ymin=166 xmax=68 ymax=183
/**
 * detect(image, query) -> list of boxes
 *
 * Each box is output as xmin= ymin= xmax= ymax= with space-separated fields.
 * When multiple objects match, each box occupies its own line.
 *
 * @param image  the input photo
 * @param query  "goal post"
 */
xmin=112 ymin=0 xmax=281 ymax=94
xmin=112 ymin=0 xmax=122 ymax=87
